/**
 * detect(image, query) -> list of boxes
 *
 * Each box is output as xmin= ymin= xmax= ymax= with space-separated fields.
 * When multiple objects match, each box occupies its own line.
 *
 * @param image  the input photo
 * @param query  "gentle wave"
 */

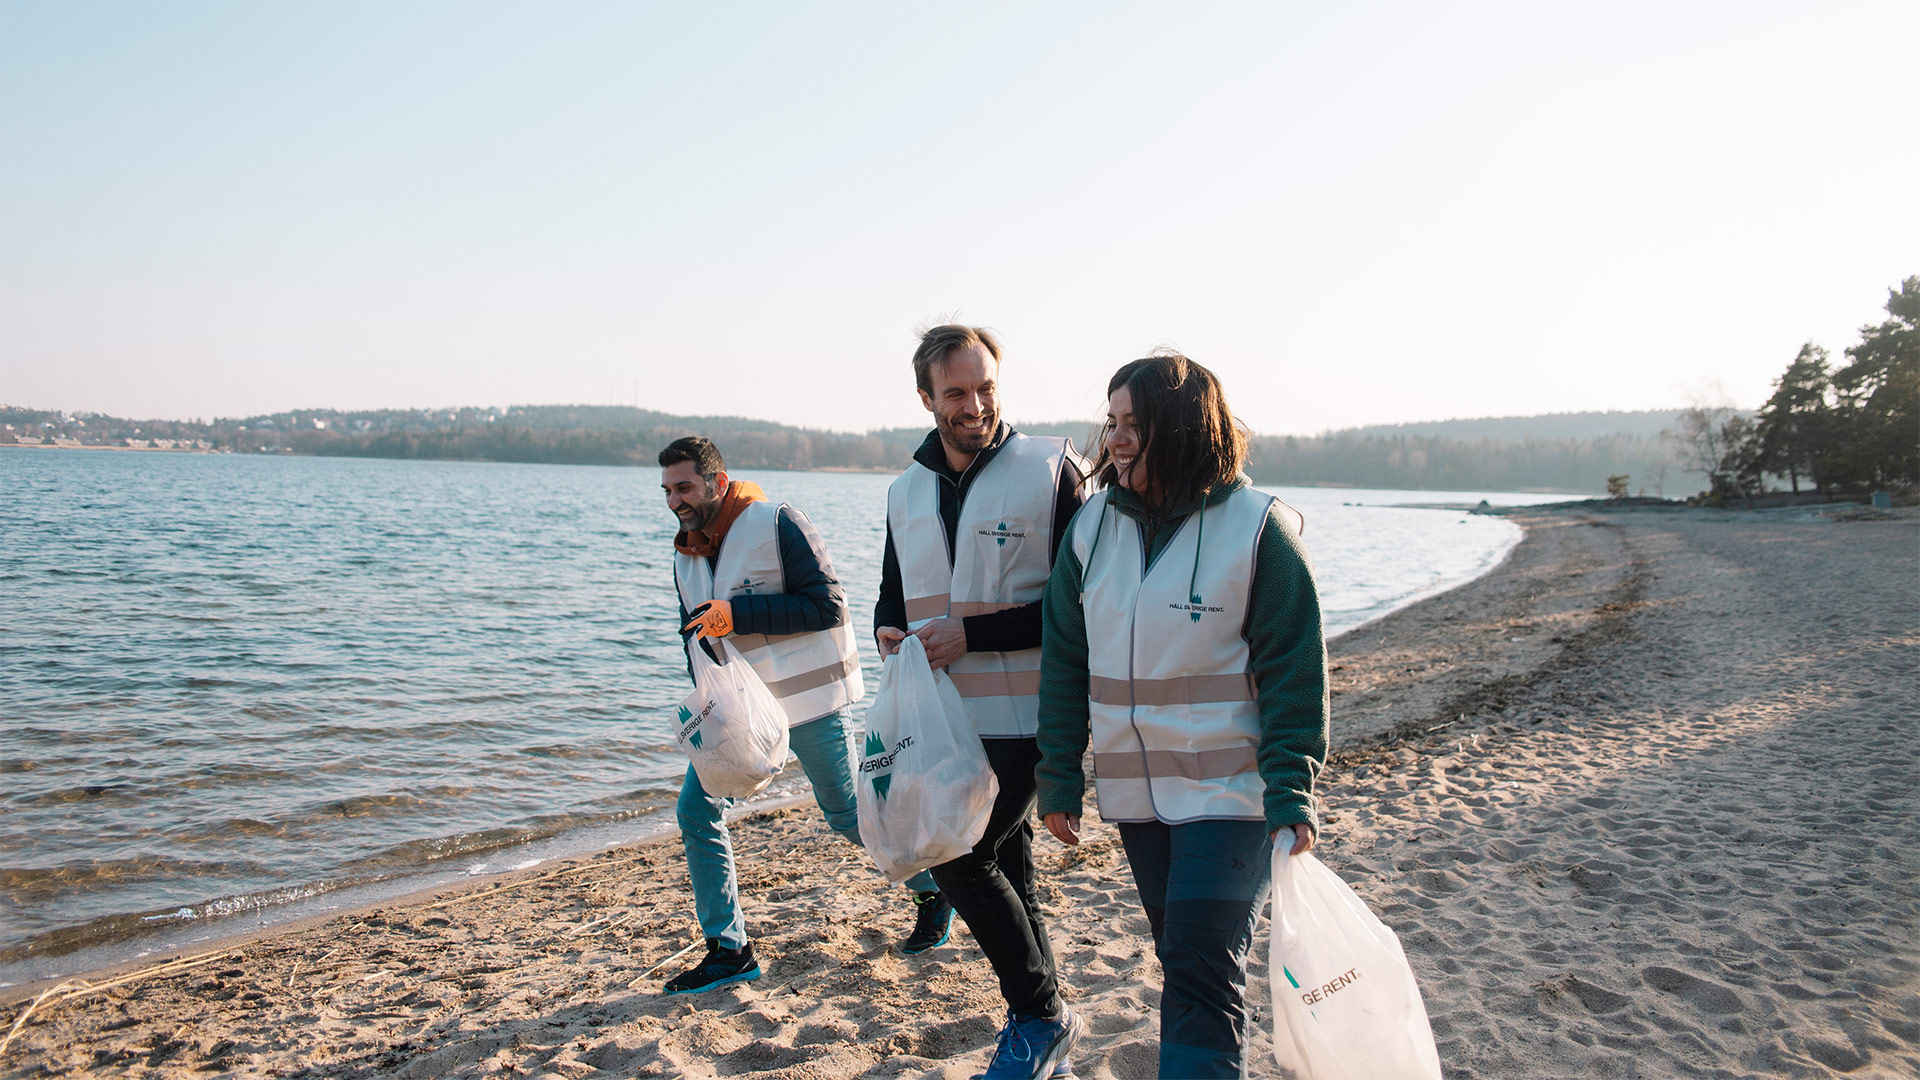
xmin=0 ymin=857 xmax=275 ymax=898
xmin=0 ymin=791 xmax=683 ymax=966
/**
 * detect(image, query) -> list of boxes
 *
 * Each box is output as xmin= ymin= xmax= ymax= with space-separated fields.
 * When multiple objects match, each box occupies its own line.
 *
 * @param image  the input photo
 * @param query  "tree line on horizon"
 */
xmin=5 ymin=401 xmax=1692 ymax=495
xmin=1672 ymin=276 xmax=1917 ymax=503
xmin=9 ymin=274 xmax=1910 ymax=498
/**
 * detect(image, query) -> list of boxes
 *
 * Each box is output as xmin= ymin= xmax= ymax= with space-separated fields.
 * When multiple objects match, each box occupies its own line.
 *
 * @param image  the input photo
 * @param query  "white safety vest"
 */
xmin=886 ymin=435 xmax=1076 ymax=737
xmin=674 ymin=499 xmax=863 ymax=727
xmin=1071 ymin=485 xmax=1281 ymax=823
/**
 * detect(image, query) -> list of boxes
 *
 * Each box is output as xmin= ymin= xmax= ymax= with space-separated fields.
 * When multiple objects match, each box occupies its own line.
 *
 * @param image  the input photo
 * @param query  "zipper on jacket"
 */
xmin=935 ymin=441 xmax=993 ymax=571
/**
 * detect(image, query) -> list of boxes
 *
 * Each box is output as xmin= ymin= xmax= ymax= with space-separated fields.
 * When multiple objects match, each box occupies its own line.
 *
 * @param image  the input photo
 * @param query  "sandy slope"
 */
xmin=2 ymin=507 xmax=1914 ymax=1079
xmin=1316 ymin=508 xmax=1919 ymax=1078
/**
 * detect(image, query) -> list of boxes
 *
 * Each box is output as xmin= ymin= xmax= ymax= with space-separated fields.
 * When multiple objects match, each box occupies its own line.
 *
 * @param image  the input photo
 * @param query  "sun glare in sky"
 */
xmin=2 ymin=1 xmax=1914 ymax=434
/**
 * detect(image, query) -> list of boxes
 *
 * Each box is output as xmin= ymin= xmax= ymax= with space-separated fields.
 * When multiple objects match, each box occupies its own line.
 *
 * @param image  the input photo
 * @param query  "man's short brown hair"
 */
xmin=911 ymin=324 xmax=1002 ymax=395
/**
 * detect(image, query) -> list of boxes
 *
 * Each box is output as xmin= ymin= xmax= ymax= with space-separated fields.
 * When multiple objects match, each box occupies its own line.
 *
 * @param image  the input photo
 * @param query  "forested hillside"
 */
xmin=6 ymin=405 xmax=1694 ymax=494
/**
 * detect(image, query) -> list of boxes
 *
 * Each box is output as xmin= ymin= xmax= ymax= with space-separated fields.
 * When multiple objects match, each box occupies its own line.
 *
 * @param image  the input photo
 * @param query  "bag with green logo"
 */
xmin=674 ymin=637 xmax=790 ymax=799
xmin=1269 ymin=841 xmax=1442 ymax=1079
xmin=856 ymin=635 xmax=999 ymax=883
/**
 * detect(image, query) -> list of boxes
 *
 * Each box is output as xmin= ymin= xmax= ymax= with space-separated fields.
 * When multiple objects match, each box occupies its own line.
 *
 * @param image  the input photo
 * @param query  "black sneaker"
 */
xmin=902 ymin=890 xmax=953 ymax=954
xmin=662 ymin=938 xmax=761 ymax=995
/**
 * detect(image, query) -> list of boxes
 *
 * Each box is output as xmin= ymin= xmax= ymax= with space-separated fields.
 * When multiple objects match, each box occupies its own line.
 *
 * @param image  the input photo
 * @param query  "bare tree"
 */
xmin=1666 ymin=386 xmax=1761 ymax=502
xmin=1669 ymin=402 xmax=1737 ymax=482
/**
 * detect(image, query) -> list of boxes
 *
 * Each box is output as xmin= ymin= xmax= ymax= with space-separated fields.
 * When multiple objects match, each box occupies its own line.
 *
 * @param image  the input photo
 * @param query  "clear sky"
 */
xmin=3 ymin=1 xmax=1913 ymax=435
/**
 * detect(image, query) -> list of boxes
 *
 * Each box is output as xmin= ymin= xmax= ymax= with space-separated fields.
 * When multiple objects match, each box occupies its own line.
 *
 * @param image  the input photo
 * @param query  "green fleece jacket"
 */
xmin=1034 ymin=478 xmax=1329 ymax=835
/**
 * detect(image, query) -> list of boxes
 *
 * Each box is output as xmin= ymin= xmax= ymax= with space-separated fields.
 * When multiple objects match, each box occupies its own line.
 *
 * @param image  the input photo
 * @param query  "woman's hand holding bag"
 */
xmin=1270 ymin=838 xmax=1444 ymax=1079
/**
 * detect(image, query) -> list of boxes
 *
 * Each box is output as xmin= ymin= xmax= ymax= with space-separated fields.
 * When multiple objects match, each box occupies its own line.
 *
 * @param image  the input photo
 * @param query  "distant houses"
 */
xmin=0 ymin=431 xmax=213 ymax=450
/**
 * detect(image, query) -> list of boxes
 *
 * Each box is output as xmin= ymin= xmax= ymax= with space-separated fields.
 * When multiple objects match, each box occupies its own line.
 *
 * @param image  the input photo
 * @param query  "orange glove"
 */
xmin=681 ymin=599 xmax=734 ymax=639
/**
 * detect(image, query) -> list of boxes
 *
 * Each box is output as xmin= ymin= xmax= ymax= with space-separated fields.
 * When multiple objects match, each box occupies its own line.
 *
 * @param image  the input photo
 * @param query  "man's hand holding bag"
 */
xmin=674 ymin=636 xmax=790 ymax=799
xmin=856 ymin=635 xmax=998 ymax=883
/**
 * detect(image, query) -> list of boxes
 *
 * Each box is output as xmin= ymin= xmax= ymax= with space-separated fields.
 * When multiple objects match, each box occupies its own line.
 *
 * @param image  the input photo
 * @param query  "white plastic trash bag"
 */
xmin=674 ymin=637 xmax=791 ymax=799
xmin=1270 ymin=840 xmax=1443 ymax=1080
xmin=856 ymin=635 xmax=999 ymax=883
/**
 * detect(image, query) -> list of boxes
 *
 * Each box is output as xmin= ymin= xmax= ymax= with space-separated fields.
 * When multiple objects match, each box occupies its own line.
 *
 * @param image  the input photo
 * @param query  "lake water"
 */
xmin=0 ymin=449 xmax=1562 ymax=984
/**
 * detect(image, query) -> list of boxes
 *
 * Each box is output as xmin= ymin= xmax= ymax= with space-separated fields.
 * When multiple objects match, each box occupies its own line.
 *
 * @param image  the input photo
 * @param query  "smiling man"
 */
xmin=657 ymin=436 xmax=938 ymax=994
xmin=874 ymin=325 xmax=1089 ymax=1079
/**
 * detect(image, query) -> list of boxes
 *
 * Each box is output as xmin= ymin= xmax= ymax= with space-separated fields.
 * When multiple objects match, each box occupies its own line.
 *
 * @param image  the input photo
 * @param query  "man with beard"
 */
xmin=660 ymin=435 xmax=939 ymax=994
xmin=874 ymin=325 xmax=1088 ymax=1079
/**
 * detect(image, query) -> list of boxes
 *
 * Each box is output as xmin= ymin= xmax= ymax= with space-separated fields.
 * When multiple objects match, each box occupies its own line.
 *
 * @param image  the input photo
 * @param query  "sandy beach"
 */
xmin=3 ymin=505 xmax=1914 ymax=1079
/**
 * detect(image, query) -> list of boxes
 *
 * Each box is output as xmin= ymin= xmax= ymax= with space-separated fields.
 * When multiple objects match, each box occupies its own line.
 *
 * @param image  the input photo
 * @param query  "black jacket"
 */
xmin=874 ymin=424 xmax=1084 ymax=653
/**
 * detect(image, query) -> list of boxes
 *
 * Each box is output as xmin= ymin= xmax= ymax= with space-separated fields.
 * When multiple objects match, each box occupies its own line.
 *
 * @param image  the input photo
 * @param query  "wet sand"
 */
xmin=4 ymin=506 xmax=1915 ymax=1079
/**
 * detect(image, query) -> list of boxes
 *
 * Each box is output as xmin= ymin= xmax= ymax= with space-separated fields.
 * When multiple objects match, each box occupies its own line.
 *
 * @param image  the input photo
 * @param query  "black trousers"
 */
xmin=929 ymin=736 xmax=1062 ymax=1020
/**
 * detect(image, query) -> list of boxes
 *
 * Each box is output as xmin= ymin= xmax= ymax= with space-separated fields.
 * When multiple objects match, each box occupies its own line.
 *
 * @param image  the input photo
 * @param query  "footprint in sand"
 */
xmin=1641 ymin=965 xmax=1743 ymax=1014
xmin=1805 ymin=1039 xmax=1874 ymax=1072
xmin=1538 ymin=973 xmax=1632 ymax=1014
xmin=1566 ymin=864 xmax=1620 ymax=895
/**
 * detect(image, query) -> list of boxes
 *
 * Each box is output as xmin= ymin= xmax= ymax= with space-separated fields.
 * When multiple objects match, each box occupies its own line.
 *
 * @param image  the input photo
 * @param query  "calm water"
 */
xmin=0 ymin=449 xmax=1558 ymax=981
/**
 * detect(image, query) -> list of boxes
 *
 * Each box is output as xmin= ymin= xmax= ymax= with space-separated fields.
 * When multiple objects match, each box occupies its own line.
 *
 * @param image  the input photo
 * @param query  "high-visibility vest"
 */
xmin=1070 ymin=485 xmax=1280 ymax=822
xmin=674 ymin=500 xmax=863 ymax=727
xmin=885 ymin=435 xmax=1076 ymax=737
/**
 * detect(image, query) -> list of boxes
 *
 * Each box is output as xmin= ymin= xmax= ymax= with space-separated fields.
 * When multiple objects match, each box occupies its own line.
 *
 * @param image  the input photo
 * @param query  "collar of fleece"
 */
xmin=674 ymin=480 xmax=768 ymax=558
xmin=1108 ymin=474 xmax=1249 ymax=527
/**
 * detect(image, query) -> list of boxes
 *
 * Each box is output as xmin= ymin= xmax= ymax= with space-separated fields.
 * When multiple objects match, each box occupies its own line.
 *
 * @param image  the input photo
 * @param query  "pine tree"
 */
xmin=1831 ymin=276 xmax=1920 ymax=490
xmin=1754 ymin=343 xmax=1832 ymax=494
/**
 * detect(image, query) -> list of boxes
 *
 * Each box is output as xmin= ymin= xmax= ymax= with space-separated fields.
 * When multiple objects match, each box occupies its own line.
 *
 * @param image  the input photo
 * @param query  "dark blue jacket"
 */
xmin=681 ymin=502 xmax=848 ymax=672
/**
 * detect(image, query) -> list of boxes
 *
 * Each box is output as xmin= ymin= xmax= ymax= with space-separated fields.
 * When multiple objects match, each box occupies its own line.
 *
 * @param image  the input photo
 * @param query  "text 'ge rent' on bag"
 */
xmin=856 ymin=634 xmax=998 ymax=883
xmin=1270 ymin=840 xmax=1443 ymax=1080
xmin=674 ymin=637 xmax=790 ymax=800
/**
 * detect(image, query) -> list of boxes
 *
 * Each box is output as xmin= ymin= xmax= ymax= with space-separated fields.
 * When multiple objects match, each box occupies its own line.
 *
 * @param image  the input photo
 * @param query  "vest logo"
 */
xmin=1171 ymin=592 xmax=1226 ymax=623
xmin=860 ymin=731 xmax=915 ymax=799
xmin=735 ymin=575 xmax=768 ymax=595
xmin=977 ymin=521 xmax=1026 ymax=547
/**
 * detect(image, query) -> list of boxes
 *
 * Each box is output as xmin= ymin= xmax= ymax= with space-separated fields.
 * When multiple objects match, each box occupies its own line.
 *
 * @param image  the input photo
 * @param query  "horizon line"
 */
xmin=0 ymin=401 xmax=1701 ymax=441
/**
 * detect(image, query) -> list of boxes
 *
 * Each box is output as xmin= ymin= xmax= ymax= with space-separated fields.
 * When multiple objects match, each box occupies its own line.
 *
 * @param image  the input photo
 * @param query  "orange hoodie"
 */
xmin=673 ymin=480 xmax=769 ymax=559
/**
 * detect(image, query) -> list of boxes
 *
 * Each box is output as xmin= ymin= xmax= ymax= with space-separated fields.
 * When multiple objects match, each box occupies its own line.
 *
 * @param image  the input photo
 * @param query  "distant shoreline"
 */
xmin=1 ymin=445 xmax=1596 ymax=492
xmin=0 ymin=403 xmax=1706 ymax=493
xmin=0 ymin=443 xmax=220 ymax=454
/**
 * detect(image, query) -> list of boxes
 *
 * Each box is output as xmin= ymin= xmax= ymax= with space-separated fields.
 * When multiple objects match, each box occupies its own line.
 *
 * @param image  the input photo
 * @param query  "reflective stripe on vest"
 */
xmin=885 ymin=434 xmax=1075 ymax=738
xmin=674 ymin=499 xmax=863 ymax=726
xmin=1071 ymin=486 xmax=1277 ymax=823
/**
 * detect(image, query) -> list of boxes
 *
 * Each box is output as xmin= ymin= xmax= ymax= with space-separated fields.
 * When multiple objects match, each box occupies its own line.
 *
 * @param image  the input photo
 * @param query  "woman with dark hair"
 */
xmin=1035 ymin=352 xmax=1327 ymax=1077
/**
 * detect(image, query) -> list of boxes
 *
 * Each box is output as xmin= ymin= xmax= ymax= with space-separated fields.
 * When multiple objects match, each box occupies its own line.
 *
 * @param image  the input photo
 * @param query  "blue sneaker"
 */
xmin=972 ymin=1006 xmax=1085 ymax=1080
xmin=662 ymin=939 xmax=761 ymax=995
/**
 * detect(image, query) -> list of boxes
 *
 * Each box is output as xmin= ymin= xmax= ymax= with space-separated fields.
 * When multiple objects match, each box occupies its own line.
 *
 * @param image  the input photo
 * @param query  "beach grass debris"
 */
xmin=0 ymin=948 xmax=243 ymax=1057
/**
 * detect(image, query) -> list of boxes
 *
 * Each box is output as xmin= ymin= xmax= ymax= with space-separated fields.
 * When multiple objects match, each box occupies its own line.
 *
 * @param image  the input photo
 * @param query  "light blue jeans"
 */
xmin=677 ymin=708 xmax=937 ymax=948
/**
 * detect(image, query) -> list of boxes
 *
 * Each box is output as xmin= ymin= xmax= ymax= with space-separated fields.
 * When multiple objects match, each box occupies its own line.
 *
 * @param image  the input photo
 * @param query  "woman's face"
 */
xmin=1106 ymin=384 xmax=1147 ymax=494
